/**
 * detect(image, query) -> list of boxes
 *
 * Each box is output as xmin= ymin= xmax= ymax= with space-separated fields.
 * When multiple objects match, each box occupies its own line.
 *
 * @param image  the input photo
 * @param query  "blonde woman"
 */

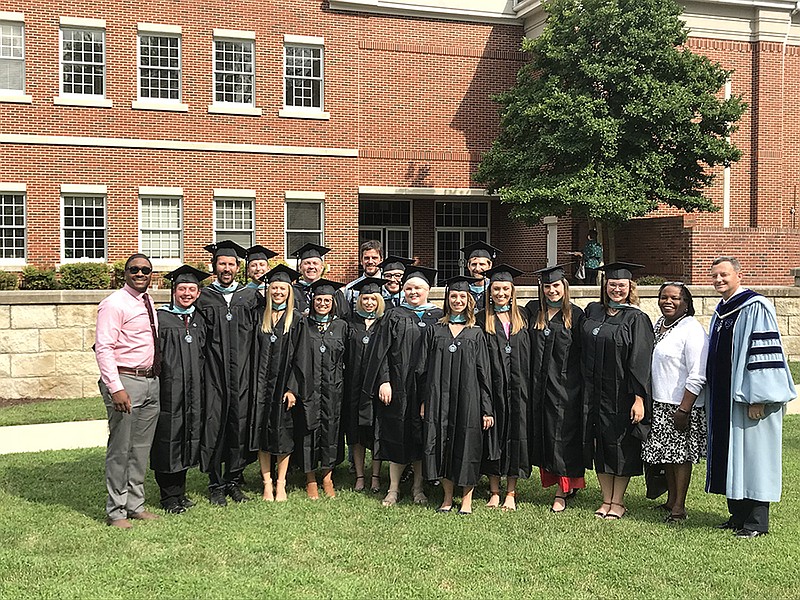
xmin=525 ymin=265 xmax=586 ymax=513
xmin=421 ymin=276 xmax=496 ymax=515
xmin=581 ymin=262 xmax=654 ymax=520
xmin=478 ymin=264 xmax=531 ymax=512
xmin=251 ymin=264 xmax=302 ymax=502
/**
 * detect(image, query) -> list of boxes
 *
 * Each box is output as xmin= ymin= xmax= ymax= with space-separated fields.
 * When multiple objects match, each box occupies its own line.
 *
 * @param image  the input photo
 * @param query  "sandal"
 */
xmin=370 ymin=475 xmax=381 ymax=493
xmin=653 ymin=502 xmax=672 ymax=513
xmin=382 ymin=490 xmax=399 ymax=507
xmin=551 ymin=493 xmax=567 ymax=513
xmin=487 ymin=489 xmax=501 ymax=509
xmin=665 ymin=511 xmax=688 ymax=524
xmin=605 ymin=502 xmax=626 ymax=520
xmin=412 ymin=486 xmax=428 ymax=505
xmin=502 ymin=490 xmax=517 ymax=512
xmin=437 ymin=504 xmax=453 ymax=513
xmin=306 ymin=482 xmax=319 ymax=500
xmin=354 ymin=476 xmax=365 ymax=492
xmin=594 ymin=502 xmax=611 ymax=518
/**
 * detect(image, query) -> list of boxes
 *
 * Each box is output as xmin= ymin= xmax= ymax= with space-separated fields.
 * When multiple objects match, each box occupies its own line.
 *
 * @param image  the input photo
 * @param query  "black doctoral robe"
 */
xmin=365 ymin=305 xmax=444 ymax=465
xmin=526 ymin=300 xmax=586 ymax=478
xmin=290 ymin=317 xmax=348 ymax=472
xmin=150 ymin=308 xmax=206 ymax=474
xmin=581 ymin=302 xmax=654 ymax=476
xmin=194 ymin=284 xmax=260 ymax=476
xmin=421 ymin=323 xmax=497 ymax=487
xmin=249 ymin=308 xmax=303 ymax=456
xmin=477 ymin=309 xmax=532 ymax=479
xmin=343 ymin=313 xmax=381 ymax=448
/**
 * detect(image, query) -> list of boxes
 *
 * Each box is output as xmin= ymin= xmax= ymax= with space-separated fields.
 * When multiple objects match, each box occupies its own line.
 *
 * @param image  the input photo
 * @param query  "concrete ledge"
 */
xmin=0 ymin=420 xmax=107 ymax=455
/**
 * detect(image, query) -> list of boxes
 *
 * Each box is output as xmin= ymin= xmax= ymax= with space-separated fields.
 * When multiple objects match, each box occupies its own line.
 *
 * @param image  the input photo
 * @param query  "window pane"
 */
xmin=139 ymin=35 xmax=181 ymax=101
xmin=214 ymin=39 xmax=255 ymax=105
xmin=283 ymin=44 xmax=322 ymax=109
xmin=436 ymin=231 xmax=461 ymax=284
xmin=140 ymin=197 xmax=181 ymax=259
xmin=286 ymin=202 xmax=321 ymax=230
xmin=63 ymin=196 xmax=105 ymax=259
xmin=0 ymin=22 xmax=24 ymax=92
xmin=214 ymin=198 xmax=254 ymax=246
xmin=0 ymin=193 xmax=25 ymax=259
xmin=386 ymin=230 xmax=410 ymax=258
xmin=286 ymin=231 xmax=321 ymax=253
xmin=61 ymin=28 xmax=104 ymax=96
xmin=359 ymin=200 xmax=410 ymax=227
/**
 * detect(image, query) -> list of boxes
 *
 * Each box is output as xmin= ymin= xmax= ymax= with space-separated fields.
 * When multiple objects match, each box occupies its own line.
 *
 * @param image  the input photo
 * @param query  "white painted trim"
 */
xmin=137 ymin=23 xmax=182 ymax=34
xmin=208 ymin=104 xmax=263 ymax=116
xmin=329 ymin=0 xmax=521 ymax=25
xmin=0 ymin=92 xmax=32 ymax=104
xmin=359 ymin=186 xmax=495 ymax=197
xmin=0 ymin=183 xmax=26 ymax=192
xmin=132 ymin=100 xmax=189 ymax=112
xmin=284 ymin=34 xmax=324 ymax=46
xmin=0 ymin=134 xmax=359 ymax=158
xmin=214 ymin=188 xmax=256 ymax=198
xmin=61 ymin=184 xmax=107 ymax=194
xmin=278 ymin=108 xmax=330 ymax=120
xmin=285 ymin=191 xmax=326 ymax=200
xmin=60 ymin=17 xmax=106 ymax=28
xmin=139 ymin=186 xmax=183 ymax=196
xmin=0 ymin=11 xmax=24 ymax=22
xmin=214 ymin=28 xmax=256 ymax=40
xmin=542 ymin=216 xmax=558 ymax=225
xmin=54 ymin=96 xmax=113 ymax=108
xmin=0 ymin=260 xmax=25 ymax=268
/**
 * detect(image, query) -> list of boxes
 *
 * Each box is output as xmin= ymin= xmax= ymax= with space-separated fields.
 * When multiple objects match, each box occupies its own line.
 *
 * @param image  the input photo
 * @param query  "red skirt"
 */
xmin=540 ymin=469 xmax=585 ymax=494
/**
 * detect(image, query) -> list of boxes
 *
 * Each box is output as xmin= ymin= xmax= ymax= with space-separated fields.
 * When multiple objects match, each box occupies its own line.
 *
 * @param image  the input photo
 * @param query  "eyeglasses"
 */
xmin=127 ymin=266 xmax=152 ymax=275
xmin=661 ymin=281 xmax=685 ymax=287
xmin=384 ymin=273 xmax=403 ymax=279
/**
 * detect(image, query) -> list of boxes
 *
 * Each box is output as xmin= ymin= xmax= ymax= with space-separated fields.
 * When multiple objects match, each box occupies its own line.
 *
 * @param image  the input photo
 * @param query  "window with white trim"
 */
xmin=214 ymin=38 xmax=255 ymax=106
xmin=285 ymin=200 xmax=323 ymax=254
xmin=62 ymin=195 xmax=106 ymax=260
xmin=359 ymin=199 xmax=411 ymax=258
xmin=138 ymin=34 xmax=180 ymax=101
xmin=0 ymin=192 xmax=25 ymax=260
xmin=0 ymin=21 xmax=24 ymax=92
xmin=283 ymin=44 xmax=323 ymax=110
xmin=140 ymin=196 xmax=181 ymax=260
xmin=60 ymin=28 xmax=105 ymax=96
xmin=435 ymin=201 xmax=489 ymax=283
xmin=215 ymin=196 xmax=254 ymax=247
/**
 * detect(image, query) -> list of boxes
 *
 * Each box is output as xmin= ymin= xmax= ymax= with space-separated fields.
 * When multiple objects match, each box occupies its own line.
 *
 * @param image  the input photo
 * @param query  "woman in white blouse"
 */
xmin=642 ymin=282 xmax=709 ymax=523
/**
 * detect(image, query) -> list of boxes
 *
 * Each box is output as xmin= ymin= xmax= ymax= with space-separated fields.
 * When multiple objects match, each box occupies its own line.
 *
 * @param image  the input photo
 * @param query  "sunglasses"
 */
xmin=127 ymin=266 xmax=152 ymax=275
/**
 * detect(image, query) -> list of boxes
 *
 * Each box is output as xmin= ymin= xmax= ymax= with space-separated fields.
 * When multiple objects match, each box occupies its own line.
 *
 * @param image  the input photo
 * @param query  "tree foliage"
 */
xmin=474 ymin=0 xmax=746 ymax=225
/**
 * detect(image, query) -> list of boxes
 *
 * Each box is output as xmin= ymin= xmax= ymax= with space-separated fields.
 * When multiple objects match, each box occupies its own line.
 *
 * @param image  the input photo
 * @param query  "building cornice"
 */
xmin=329 ymin=0 xmax=522 ymax=25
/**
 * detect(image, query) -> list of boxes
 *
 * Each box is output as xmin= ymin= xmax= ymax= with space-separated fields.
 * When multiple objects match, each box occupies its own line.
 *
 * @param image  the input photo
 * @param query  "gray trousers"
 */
xmin=100 ymin=374 xmax=160 ymax=520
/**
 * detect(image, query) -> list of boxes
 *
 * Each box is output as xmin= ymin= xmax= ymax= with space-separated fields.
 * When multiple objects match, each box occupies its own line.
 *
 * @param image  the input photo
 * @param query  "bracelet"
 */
xmin=676 ymin=407 xmax=691 ymax=415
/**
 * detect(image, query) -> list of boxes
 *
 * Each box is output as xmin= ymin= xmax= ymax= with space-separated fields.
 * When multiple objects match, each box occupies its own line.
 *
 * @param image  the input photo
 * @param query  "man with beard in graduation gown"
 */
xmin=379 ymin=255 xmax=414 ymax=309
xmin=460 ymin=241 xmax=501 ymax=313
xmin=151 ymin=265 xmax=210 ymax=514
xmin=195 ymin=240 xmax=260 ymax=506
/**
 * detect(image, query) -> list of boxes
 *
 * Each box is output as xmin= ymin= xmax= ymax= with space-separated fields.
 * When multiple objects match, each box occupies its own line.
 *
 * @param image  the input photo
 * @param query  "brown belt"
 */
xmin=118 ymin=366 xmax=156 ymax=378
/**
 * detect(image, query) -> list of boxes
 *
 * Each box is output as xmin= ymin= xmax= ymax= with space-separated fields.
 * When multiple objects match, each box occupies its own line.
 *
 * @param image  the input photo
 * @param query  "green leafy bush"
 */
xmin=21 ymin=266 xmax=58 ymax=290
xmin=59 ymin=263 xmax=111 ymax=290
xmin=110 ymin=261 xmax=126 ymax=289
xmin=0 ymin=271 xmax=19 ymax=290
xmin=636 ymin=275 xmax=666 ymax=286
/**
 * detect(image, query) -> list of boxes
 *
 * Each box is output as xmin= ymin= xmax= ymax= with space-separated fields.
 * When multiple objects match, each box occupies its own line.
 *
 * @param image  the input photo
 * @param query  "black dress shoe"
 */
xmin=227 ymin=484 xmax=250 ymax=503
xmin=715 ymin=520 xmax=739 ymax=530
xmin=735 ymin=528 xmax=767 ymax=539
xmin=209 ymin=488 xmax=227 ymax=506
xmin=180 ymin=495 xmax=195 ymax=508
xmin=162 ymin=500 xmax=186 ymax=514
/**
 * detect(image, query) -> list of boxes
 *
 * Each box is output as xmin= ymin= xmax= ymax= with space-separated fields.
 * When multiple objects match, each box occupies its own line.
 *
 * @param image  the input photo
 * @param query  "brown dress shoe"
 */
xmin=128 ymin=510 xmax=160 ymax=521
xmin=107 ymin=518 xmax=133 ymax=529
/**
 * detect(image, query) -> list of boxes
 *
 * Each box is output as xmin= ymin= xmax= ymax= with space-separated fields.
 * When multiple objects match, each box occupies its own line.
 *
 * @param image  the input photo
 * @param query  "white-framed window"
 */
xmin=214 ymin=191 xmax=255 ymax=247
xmin=0 ymin=186 xmax=26 ymax=263
xmin=285 ymin=192 xmax=324 ymax=255
xmin=359 ymin=199 xmax=412 ymax=258
xmin=434 ymin=201 xmax=490 ymax=283
xmin=280 ymin=35 xmax=328 ymax=120
xmin=62 ymin=193 xmax=106 ymax=261
xmin=214 ymin=37 xmax=254 ymax=106
xmin=0 ymin=16 xmax=29 ymax=102
xmin=60 ymin=27 xmax=104 ymax=97
xmin=139 ymin=34 xmax=180 ymax=100
xmin=139 ymin=193 xmax=182 ymax=261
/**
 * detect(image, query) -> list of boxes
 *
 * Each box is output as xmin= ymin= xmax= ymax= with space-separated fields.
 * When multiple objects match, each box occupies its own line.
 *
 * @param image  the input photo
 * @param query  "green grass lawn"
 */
xmin=0 ymin=397 xmax=105 ymax=427
xmin=1 ymin=417 xmax=799 ymax=599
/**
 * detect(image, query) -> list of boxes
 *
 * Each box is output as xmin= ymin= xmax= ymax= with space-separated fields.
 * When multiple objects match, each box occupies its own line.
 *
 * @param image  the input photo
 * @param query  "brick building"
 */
xmin=0 ymin=0 xmax=798 ymax=285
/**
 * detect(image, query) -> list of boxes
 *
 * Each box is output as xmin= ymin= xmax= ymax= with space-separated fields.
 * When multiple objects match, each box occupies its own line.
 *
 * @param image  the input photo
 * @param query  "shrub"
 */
xmin=0 ymin=271 xmax=18 ymax=290
xmin=59 ymin=263 xmax=111 ymax=290
xmin=110 ymin=261 xmax=126 ymax=289
xmin=636 ymin=275 xmax=666 ymax=286
xmin=163 ymin=262 xmax=213 ymax=290
xmin=21 ymin=266 xmax=58 ymax=290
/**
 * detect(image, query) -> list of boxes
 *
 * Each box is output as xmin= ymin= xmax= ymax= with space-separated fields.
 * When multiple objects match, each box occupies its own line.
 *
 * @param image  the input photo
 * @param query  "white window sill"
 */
xmin=0 ymin=261 xmax=26 ymax=270
xmin=208 ymin=104 xmax=263 ymax=116
xmin=54 ymin=96 xmax=113 ymax=108
xmin=0 ymin=92 xmax=32 ymax=104
xmin=278 ymin=108 xmax=330 ymax=120
xmin=132 ymin=100 xmax=189 ymax=112
xmin=58 ymin=258 xmax=107 ymax=265
xmin=149 ymin=260 xmax=183 ymax=272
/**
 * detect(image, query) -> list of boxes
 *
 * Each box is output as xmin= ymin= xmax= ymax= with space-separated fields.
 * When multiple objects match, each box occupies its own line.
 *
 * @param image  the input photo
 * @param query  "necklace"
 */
xmin=661 ymin=314 xmax=686 ymax=330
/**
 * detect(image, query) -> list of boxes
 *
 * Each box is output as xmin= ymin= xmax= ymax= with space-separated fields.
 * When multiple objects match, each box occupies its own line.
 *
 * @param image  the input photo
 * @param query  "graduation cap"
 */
xmin=378 ymin=255 xmax=415 ymax=273
xmin=350 ymin=277 xmax=388 ymax=295
xmin=164 ymin=264 xmax=212 ymax=286
xmin=204 ymin=240 xmax=247 ymax=260
xmin=533 ymin=263 xmax=571 ymax=284
xmin=309 ymin=278 xmax=344 ymax=296
xmin=246 ymin=245 xmax=278 ymax=263
xmin=596 ymin=262 xmax=644 ymax=280
xmin=444 ymin=275 xmax=480 ymax=292
xmin=461 ymin=241 xmax=501 ymax=261
xmin=485 ymin=264 xmax=525 ymax=284
xmin=401 ymin=265 xmax=437 ymax=286
xmin=260 ymin=263 xmax=300 ymax=285
xmin=291 ymin=243 xmax=331 ymax=261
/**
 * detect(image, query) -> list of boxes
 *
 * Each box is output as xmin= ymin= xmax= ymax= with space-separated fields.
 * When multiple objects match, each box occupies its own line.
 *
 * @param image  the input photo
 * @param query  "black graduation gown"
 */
xmin=194 ymin=284 xmax=259 ymax=475
xmin=422 ymin=323 xmax=498 ymax=487
xmin=150 ymin=308 xmax=206 ymax=474
xmin=469 ymin=283 xmax=487 ymax=313
xmin=580 ymin=302 xmax=654 ymax=476
xmin=293 ymin=282 xmax=349 ymax=318
xmin=477 ymin=310 xmax=532 ymax=479
xmin=365 ymin=305 xmax=444 ymax=465
xmin=343 ymin=313 xmax=381 ymax=448
xmin=249 ymin=309 xmax=302 ymax=455
xmin=290 ymin=317 xmax=348 ymax=472
xmin=525 ymin=301 xmax=586 ymax=478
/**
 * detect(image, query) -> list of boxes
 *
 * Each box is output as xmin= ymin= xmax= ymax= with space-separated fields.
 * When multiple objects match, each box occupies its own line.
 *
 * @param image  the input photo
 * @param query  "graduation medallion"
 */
xmin=592 ymin=327 xmax=600 ymax=336
xmin=320 ymin=345 xmax=327 ymax=353
xmin=225 ymin=312 xmax=233 ymax=321
xmin=418 ymin=321 xmax=427 ymax=328
xmin=184 ymin=334 xmax=193 ymax=344
xmin=544 ymin=328 xmax=551 ymax=337
xmin=504 ymin=344 xmax=512 ymax=355
xmin=270 ymin=334 xmax=278 ymax=343
xmin=362 ymin=335 xmax=370 ymax=345
xmin=448 ymin=343 xmax=457 ymax=353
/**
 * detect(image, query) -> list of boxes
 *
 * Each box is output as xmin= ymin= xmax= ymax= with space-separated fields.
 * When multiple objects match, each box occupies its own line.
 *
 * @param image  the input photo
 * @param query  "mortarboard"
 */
xmin=596 ymin=262 xmax=644 ymax=280
xmin=401 ymin=265 xmax=437 ymax=286
xmin=309 ymin=278 xmax=344 ymax=296
xmin=246 ymin=245 xmax=278 ymax=263
xmin=261 ymin=264 xmax=300 ymax=285
xmin=485 ymin=264 xmax=525 ymax=284
xmin=444 ymin=275 xmax=480 ymax=292
xmin=378 ymin=255 xmax=415 ymax=273
xmin=533 ymin=264 xmax=571 ymax=284
xmin=461 ymin=241 xmax=501 ymax=261
xmin=164 ymin=264 xmax=212 ymax=286
xmin=291 ymin=243 xmax=331 ymax=261
xmin=350 ymin=277 xmax=388 ymax=295
xmin=204 ymin=240 xmax=247 ymax=260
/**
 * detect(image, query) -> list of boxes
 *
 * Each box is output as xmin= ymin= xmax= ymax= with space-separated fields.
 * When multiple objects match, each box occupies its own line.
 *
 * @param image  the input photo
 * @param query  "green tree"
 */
xmin=474 ymin=0 xmax=746 ymax=226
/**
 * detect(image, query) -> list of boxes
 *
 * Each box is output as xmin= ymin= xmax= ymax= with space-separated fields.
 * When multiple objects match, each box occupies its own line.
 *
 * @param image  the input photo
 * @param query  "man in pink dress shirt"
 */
xmin=95 ymin=254 xmax=161 ymax=528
